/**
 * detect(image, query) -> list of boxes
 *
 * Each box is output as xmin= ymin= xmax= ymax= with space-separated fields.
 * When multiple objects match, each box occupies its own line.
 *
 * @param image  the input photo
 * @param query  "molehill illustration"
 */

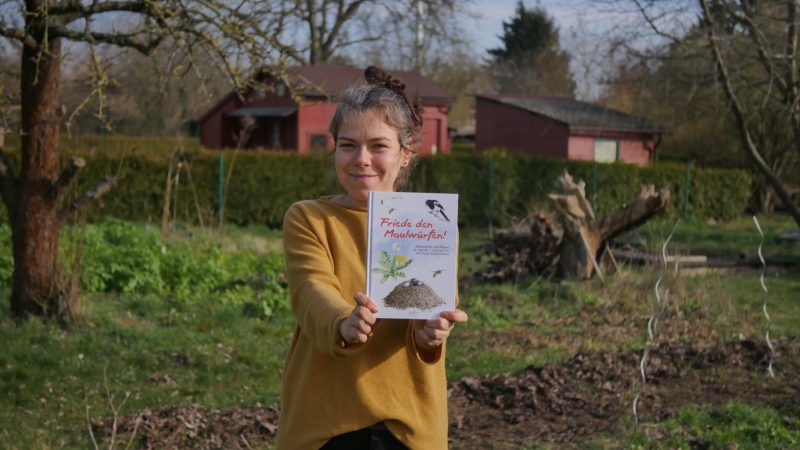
xmin=383 ymin=278 xmax=445 ymax=310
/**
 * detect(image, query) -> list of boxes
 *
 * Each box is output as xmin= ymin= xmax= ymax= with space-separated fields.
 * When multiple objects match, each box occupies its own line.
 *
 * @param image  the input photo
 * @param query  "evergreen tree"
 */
xmin=487 ymin=2 xmax=575 ymax=97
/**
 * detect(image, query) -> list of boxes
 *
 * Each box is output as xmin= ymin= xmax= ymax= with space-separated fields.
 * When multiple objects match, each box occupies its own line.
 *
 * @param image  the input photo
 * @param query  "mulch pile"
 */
xmin=95 ymin=339 xmax=800 ymax=449
xmin=448 ymin=338 xmax=800 ymax=447
xmin=95 ymin=404 xmax=279 ymax=449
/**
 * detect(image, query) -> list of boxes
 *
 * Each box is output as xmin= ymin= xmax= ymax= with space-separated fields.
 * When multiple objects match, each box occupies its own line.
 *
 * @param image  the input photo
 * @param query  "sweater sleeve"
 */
xmin=283 ymin=204 xmax=355 ymax=357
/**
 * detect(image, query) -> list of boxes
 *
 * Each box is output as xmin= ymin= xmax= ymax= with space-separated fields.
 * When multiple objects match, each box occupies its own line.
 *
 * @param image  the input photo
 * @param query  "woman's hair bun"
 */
xmin=364 ymin=66 xmax=422 ymax=127
xmin=365 ymin=66 xmax=406 ymax=92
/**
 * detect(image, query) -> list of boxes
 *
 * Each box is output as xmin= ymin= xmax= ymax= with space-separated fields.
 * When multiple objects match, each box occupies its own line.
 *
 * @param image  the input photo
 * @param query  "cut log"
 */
xmin=549 ymin=171 xmax=671 ymax=279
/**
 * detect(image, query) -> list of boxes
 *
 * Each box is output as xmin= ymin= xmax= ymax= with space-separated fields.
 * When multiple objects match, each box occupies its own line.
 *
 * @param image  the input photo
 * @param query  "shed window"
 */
xmin=593 ymin=139 xmax=618 ymax=163
xmin=276 ymin=84 xmax=286 ymax=97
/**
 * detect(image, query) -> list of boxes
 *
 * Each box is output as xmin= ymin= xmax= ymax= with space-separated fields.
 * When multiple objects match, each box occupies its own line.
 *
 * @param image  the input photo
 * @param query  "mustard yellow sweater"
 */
xmin=275 ymin=197 xmax=449 ymax=450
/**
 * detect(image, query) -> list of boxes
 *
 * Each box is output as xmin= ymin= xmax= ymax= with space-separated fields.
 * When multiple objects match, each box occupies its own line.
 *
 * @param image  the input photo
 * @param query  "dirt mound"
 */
xmin=94 ymin=339 xmax=799 ymax=448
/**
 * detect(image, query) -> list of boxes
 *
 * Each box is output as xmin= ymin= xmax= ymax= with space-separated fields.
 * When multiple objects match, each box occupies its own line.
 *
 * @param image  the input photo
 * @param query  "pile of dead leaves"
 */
xmin=448 ymin=339 xmax=799 ymax=446
xmin=93 ymin=404 xmax=278 ymax=449
xmin=93 ymin=340 xmax=799 ymax=448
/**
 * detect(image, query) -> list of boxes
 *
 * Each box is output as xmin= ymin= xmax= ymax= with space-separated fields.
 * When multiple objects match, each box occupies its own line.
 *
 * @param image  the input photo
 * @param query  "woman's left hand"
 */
xmin=413 ymin=309 xmax=468 ymax=350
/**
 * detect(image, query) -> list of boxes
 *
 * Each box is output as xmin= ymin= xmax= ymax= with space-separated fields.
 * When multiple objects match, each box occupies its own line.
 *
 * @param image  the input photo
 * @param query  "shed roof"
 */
xmin=289 ymin=66 xmax=452 ymax=105
xmin=227 ymin=106 xmax=297 ymax=118
xmin=478 ymin=94 xmax=664 ymax=134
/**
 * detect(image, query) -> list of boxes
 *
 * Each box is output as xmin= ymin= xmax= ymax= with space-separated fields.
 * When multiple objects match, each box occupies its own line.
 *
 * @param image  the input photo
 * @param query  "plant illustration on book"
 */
xmin=372 ymin=246 xmax=414 ymax=283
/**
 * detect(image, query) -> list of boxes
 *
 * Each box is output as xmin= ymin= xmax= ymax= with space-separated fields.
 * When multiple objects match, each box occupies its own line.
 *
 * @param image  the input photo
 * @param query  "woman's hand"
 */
xmin=413 ymin=309 xmax=468 ymax=350
xmin=339 ymin=292 xmax=380 ymax=346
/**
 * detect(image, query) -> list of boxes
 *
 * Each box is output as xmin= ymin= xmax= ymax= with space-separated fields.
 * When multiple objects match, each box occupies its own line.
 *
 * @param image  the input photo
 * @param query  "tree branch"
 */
xmin=0 ymin=149 xmax=18 ymax=219
xmin=739 ymin=3 xmax=787 ymax=94
xmin=631 ymin=0 xmax=684 ymax=45
xmin=0 ymin=23 xmax=37 ymax=49
xmin=784 ymin=0 xmax=800 ymax=155
xmin=46 ymin=1 xmax=148 ymax=16
xmin=321 ymin=0 xmax=369 ymax=57
xmin=55 ymin=156 xmax=85 ymax=198
xmin=49 ymin=25 xmax=164 ymax=55
xmin=60 ymin=176 xmax=119 ymax=220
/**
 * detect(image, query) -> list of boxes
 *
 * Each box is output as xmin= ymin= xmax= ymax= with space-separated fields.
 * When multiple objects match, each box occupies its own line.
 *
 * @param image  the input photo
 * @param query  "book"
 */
xmin=366 ymin=191 xmax=459 ymax=319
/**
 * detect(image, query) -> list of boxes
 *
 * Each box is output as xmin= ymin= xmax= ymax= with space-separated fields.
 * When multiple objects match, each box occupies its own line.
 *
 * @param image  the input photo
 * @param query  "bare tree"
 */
xmin=287 ymin=0 xmax=469 ymax=68
xmin=697 ymin=0 xmax=800 ymax=224
xmin=625 ymin=0 xmax=800 ymax=225
xmin=0 ymin=1 xmax=295 ymax=320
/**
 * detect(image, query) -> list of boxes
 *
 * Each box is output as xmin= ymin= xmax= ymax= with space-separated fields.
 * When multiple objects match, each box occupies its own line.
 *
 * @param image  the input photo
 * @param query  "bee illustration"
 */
xmin=432 ymin=269 xmax=444 ymax=278
xmin=381 ymin=200 xmax=395 ymax=214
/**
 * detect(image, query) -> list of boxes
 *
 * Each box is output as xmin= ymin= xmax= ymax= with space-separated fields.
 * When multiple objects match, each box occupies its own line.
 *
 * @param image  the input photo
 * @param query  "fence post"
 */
xmin=591 ymin=160 xmax=598 ymax=211
xmin=684 ymin=158 xmax=692 ymax=218
xmin=487 ymin=159 xmax=494 ymax=240
xmin=218 ymin=152 xmax=224 ymax=226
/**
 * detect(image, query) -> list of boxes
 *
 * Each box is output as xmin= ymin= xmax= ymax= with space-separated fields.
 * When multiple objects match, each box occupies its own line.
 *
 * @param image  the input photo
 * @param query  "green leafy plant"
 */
xmin=372 ymin=250 xmax=413 ymax=283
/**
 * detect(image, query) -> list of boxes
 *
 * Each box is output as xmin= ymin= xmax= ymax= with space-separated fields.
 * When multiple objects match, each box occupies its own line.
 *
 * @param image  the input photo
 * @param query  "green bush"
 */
xmin=0 ymin=226 xmax=11 ymax=286
xmin=74 ymin=219 xmax=163 ymax=293
xmin=0 ymin=220 xmax=290 ymax=319
xmin=0 ymin=136 xmax=752 ymax=227
xmin=410 ymin=151 xmax=751 ymax=225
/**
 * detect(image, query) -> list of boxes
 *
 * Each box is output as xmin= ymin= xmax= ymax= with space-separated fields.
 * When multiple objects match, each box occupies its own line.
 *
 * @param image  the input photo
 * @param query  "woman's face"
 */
xmin=334 ymin=109 xmax=411 ymax=207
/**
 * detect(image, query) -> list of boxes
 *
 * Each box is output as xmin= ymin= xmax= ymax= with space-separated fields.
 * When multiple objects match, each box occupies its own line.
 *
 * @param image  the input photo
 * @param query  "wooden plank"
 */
xmin=612 ymin=249 xmax=708 ymax=266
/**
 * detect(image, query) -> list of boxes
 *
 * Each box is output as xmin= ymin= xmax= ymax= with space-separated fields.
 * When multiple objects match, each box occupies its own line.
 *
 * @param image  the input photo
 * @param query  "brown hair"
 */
xmin=329 ymin=67 xmax=423 ymax=188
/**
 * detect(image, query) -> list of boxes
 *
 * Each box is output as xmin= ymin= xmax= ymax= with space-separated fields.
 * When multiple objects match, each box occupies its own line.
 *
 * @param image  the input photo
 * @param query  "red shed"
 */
xmin=199 ymin=66 xmax=453 ymax=154
xmin=475 ymin=94 xmax=663 ymax=165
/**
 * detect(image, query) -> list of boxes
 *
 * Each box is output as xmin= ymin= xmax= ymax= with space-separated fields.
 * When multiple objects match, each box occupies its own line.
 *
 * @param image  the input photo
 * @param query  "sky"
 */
xmin=470 ymin=0 xmax=596 ymax=53
xmin=466 ymin=0 xmax=697 ymax=98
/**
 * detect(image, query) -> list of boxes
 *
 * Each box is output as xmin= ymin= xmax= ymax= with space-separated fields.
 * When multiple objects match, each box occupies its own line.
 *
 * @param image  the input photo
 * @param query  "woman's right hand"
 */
xmin=339 ymin=292 xmax=379 ymax=346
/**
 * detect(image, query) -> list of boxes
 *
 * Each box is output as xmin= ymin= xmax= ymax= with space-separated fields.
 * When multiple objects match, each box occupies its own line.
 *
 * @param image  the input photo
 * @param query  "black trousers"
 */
xmin=319 ymin=424 xmax=408 ymax=450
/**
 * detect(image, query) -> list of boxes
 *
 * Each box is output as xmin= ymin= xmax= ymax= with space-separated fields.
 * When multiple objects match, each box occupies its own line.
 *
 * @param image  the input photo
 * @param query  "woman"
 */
xmin=275 ymin=66 xmax=468 ymax=450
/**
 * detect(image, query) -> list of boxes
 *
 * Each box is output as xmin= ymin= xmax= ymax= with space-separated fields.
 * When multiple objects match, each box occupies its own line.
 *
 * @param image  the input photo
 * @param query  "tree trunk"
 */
xmin=549 ymin=172 xmax=670 ymax=279
xmin=10 ymin=31 xmax=66 ymax=319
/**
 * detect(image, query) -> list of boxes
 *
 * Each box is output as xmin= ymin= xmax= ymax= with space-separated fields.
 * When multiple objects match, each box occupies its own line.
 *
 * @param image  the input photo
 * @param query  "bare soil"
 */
xmin=97 ymin=339 xmax=800 ymax=449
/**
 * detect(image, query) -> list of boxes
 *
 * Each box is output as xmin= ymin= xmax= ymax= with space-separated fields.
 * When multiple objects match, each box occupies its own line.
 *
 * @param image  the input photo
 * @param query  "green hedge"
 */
xmin=409 ymin=150 xmax=751 ymax=225
xmin=0 ymin=137 xmax=751 ymax=227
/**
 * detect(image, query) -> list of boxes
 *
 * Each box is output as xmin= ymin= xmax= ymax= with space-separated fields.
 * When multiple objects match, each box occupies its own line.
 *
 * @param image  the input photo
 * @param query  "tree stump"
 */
xmin=548 ymin=171 xmax=670 ymax=279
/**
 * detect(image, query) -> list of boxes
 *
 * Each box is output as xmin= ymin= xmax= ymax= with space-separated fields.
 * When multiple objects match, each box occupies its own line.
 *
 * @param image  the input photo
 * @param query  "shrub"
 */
xmin=0 ymin=220 xmax=290 ymax=319
xmin=74 ymin=219 xmax=163 ymax=294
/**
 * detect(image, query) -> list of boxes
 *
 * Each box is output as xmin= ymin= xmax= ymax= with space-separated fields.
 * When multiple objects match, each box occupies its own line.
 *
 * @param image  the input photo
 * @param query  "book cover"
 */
xmin=366 ymin=191 xmax=459 ymax=319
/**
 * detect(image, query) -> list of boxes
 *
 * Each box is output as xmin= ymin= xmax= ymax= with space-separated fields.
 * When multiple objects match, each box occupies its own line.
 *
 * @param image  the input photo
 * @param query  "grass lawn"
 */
xmin=627 ymin=214 xmax=800 ymax=264
xmin=0 ymin=215 xmax=798 ymax=448
xmin=0 ymin=293 xmax=295 ymax=448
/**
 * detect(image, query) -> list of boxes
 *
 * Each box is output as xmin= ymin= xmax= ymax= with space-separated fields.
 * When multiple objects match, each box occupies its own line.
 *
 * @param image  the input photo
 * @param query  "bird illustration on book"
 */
xmin=425 ymin=199 xmax=450 ymax=222
xmin=432 ymin=269 xmax=444 ymax=278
